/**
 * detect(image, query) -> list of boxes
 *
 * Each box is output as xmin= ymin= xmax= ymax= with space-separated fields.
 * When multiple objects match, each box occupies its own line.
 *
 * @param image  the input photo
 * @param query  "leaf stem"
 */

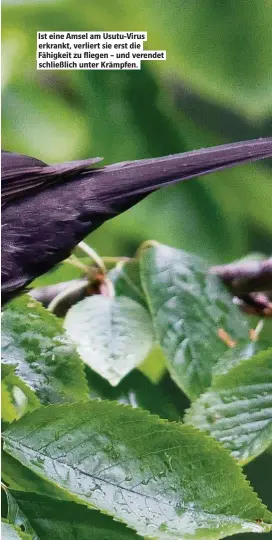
xmin=64 ymin=255 xmax=89 ymax=272
xmin=77 ymin=242 xmax=106 ymax=273
xmin=250 ymin=319 xmax=265 ymax=342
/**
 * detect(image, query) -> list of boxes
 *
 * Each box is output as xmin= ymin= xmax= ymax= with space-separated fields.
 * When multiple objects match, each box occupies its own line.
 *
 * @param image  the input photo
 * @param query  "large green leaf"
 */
xmin=185 ymin=349 xmax=272 ymax=465
xmin=140 ymin=244 xmax=249 ymax=400
xmin=3 ymin=401 xmax=272 ymax=539
xmin=64 ymin=296 xmax=153 ymax=386
xmin=1 ymin=296 xmax=89 ymax=405
xmin=7 ymin=491 xmax=138 ymax=540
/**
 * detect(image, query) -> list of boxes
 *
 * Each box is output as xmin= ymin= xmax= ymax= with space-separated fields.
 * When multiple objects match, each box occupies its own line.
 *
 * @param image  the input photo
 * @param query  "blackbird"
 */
xmin=2 ymin=137 xmax=272 ymax=304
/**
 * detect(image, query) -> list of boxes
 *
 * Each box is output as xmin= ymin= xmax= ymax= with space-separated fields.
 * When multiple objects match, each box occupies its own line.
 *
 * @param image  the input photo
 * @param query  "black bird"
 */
xmin=2 ymin=138 xmax=272 ymax=304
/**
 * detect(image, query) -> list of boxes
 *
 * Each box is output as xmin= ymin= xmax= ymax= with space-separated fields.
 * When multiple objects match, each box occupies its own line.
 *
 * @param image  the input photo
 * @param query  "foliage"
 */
xmin=2 ymin=242 xmax=272 ymax=539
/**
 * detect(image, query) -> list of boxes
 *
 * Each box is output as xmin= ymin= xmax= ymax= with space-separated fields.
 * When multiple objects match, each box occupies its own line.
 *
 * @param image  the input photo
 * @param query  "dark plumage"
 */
xmin=2 ymin=137 xmax=272 ymax=304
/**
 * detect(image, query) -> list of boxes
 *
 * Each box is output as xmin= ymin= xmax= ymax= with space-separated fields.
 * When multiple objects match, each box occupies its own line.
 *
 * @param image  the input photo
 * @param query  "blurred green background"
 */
xmin=2 ymin=0 xmax=272 ymax=265
xmin=2 ymin=0 xmax=272 ymax=536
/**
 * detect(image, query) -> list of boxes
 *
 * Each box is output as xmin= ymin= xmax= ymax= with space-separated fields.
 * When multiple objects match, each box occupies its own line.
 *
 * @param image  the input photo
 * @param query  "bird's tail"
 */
xmin=90 ymin=137 xmax=272 ymax=211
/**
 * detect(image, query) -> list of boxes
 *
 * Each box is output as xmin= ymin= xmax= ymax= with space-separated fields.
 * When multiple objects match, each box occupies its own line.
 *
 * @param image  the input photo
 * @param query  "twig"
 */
xmin=30 ymin=279 xmax=88 ymax=308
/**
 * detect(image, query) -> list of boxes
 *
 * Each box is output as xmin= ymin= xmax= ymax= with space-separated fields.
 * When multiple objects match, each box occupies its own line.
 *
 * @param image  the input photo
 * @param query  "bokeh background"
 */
xmin=2 ymin=0 xmax=272 ymax=264
xmin=2 ymin=0 xmax=272 ymax=534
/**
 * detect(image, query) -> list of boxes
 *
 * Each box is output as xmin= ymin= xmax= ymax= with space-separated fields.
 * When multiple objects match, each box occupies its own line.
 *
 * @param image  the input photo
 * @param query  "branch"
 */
xmin=30 ymin=258 xmax=272 ymax=317
xmin=30 ymin=279 xmax=89 ymax=316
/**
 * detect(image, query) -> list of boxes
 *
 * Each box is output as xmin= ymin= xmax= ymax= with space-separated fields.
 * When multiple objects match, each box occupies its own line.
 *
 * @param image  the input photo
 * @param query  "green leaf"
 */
xmin=140 ymin=244 xmax=249 ymax=400
xmin=7 ymin=491 xmax=138 ymax=540
xmin=185 ymin=348 xmax=272 ymax=464
xmin=2 ymin=382 xmax=17 ymax=423
xmin=64 ymin=296 xmax=153 ymax=386
xmin=2 ymin=369 xmax=40 ymax=420
xmin=108 ymin=260 xmax=147 ymax=307
xmin=138 ymin=345 xmax=167 ymax=383
xmin=102 ymin=258 xmax=167 ymax=384
xmin=1 ymin=296 xmax=89 ymax=405
xmin=3 ymin=401 xmax=272 ymax=539
xmin=1 ymin=451 xmax=73 ymax=502
xmin=1 ymin=520 xmax=32 ymax=540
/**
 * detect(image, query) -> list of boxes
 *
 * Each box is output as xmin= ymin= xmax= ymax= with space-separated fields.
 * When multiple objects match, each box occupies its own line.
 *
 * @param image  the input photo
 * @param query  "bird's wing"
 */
xmin=1 ymin=151 xmax=103 ymax=206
